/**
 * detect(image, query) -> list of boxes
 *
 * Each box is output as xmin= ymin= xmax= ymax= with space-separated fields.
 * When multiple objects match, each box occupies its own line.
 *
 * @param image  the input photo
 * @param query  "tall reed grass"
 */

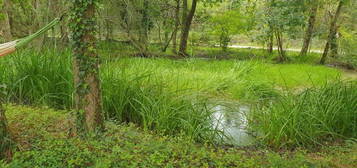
xmin=0 ymin=48 xmax=348 ymax=144
xmin=0 ymin=49 xmax=218 ymax=142
xmin=250 ymin=81 xmax=357 ymax=149
xmin=0 ymin=49 xmax=73 ymax=108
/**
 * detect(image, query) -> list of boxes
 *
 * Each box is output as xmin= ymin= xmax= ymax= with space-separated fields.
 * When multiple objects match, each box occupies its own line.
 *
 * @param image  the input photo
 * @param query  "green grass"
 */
xmin=110 ymin=57 xmax=341 ymax=100
xmin=0 ymin=48 xmax=73 ymax=108
xmin=250 ymin=81 xmax=357 ymax=149
xmin=101 ymin=66 xmax=216 ymax=141
xmin=2 ymin=105 xmax=357 ymax=168
xmin=183 ymin=46 xmax=323 ymax=63
xmin=0 ymin=49 xmax=218 ymax=142
xmin=0 ymin=47 xmax=353 ymax=149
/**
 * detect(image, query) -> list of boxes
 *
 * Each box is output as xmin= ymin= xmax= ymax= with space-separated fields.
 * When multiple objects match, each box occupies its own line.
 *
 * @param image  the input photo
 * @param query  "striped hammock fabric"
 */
xmin=0 ymin=18 xmax=60 ymax=58
xmin=0 ymin=41 xmax=17 ymax=57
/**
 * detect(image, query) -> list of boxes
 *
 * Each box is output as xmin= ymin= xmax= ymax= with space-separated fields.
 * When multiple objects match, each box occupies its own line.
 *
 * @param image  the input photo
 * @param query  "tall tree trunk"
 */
xmin=300 ymin=1 xmax=319 ymax=56
xmin=320 ymin=0 xmax=344 ymax=64
xmin=71 ymin=0 xmax=104 ymax=133
xmin=172 ymin=0 xmax=181 ymax=53
xmin=0 ymin=103 xmax=12 ymax=161
xmin=1 ymin=0 xmax=13 ymax=41
xmin=179 ymin=0 xmax=198 ymax=57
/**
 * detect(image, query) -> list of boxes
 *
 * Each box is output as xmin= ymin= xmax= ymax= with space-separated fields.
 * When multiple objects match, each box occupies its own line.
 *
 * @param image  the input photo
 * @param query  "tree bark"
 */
xmin=179 ymin=0 xmax=198 ymax=57
xmin=72 ymin=1 xmax=104 ymax=133
xmin=266 ymin=0 xmax=274 ymax=54
xmin=268 ymin=32 xmax=273 ymax=54
xmin=172 ymin=0 xmax=181 ymax=53
xmin=138 ymin=0 xmax=150 ymax=57
xmin=330 ymin=26 xmax=339 ymax=58
xmin=1 ymin=0 xmax=13 ymax=41
xmin=320 ymin=0 xmax=344 ymax=64
xmin=300 ymin=1 xmax=319 ymax=56
xmin=275 ymin=30 xmax=287 ymax=62
xmin=0 ymin=103 xmax=12 ymax=161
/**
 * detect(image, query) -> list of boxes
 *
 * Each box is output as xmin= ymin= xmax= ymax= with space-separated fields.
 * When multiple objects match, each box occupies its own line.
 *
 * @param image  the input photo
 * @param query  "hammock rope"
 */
xmin=0 ymin=18 xmax=61 ymax=58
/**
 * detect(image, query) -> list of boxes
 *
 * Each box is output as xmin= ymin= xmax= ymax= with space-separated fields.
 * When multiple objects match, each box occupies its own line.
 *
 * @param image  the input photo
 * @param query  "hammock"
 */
xmin=0 ymin=18 xmax=60 ymax=57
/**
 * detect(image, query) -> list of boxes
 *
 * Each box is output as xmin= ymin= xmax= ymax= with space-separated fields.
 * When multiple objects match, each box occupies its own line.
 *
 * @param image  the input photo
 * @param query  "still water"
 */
xmin=211 ymin=104 xmax=255 ymax=146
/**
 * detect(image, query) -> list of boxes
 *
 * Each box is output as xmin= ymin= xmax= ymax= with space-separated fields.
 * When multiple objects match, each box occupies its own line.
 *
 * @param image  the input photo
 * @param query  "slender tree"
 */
xmin=300 ymin=0 xmax=319 ymax=56
xmin=330 ymin=25 xmax=339 ymax=58
xmin=179 ymin=0 xmax=198 ymax=57
xmin=70 ymin=0 xmax=104 ymax=133
xmin=267 ymin=30 xmax=274 ymax=54
xmin=172 ymin=0 xmax=181 ymax=53
xmin=266 ymin=0 xmax=274 ymax=54
xmin=320 ymin=0 xmax=344 ymax=64
xmin=275 ymin=30 xmax=287 ymax=62
xmin=139 ymin=0 xmax=150 ymax=57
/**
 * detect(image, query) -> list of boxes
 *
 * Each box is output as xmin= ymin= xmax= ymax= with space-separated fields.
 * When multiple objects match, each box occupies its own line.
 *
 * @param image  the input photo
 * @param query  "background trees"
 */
xmin=209 ymin=10 xmax=246 ymax=51
xmin=262 ymin=0 xmax=306 ymax=62
xmin=0 ymin=0 xmax=356 ymax=64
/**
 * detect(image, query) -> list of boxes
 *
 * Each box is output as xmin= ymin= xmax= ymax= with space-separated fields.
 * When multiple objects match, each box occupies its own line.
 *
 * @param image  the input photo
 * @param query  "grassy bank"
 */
xmin=0 ymin=48 xmax=355 ymax=151
xmin=2 ymin=105 xmax=356 ymax=168
xmin=250 ymin=81 xmax=357 ymax=149
xmin=0 ymin=49 xmax=217 ymax=142
xmin=0 ymin=48 xmax=342 ymax=106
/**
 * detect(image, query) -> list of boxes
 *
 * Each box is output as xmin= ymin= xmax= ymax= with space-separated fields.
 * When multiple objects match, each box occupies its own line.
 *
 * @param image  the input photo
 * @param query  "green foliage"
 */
xmin=101 ymin=64 xmax=217 ymax=142
xmin=0 ymin=47 xmax=348 ymax=147
xmin=251 ymin=81 xmax=357 ymax=149
xmin=69 ymin=0 xmax=102 ymax=132
xmin=209 ymin=10 xmax=247 ymax=50
xmin=0 ymin=104 xmax=12 ymax=161
xmin=264 ymin=0 xmax=306 ymax=38
xmin=0 ymin=49 xmax=73 ymax=108
xmin=339 ymin=29 xmax=357 ymax=68
xmin=2 ymin=105 xmax=357 ymax=167
xmin=0 ymin=49 xmax=219 ymax=141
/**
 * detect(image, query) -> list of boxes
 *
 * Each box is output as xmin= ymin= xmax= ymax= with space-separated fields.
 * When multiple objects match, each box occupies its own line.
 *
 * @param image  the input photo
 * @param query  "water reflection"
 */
xmin=212 ymin=104 xmax=255 ymax=146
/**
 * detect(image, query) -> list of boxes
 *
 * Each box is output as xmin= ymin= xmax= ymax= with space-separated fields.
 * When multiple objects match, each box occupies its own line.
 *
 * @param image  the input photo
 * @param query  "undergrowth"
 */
xmin=1 ymin=105 xmax=356 ymax=168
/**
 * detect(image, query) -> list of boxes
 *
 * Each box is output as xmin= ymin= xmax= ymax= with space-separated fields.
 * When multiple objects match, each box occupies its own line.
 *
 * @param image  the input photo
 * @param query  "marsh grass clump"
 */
xmin=251 ymin=81 xmax=357 ymax=149
xmin=101 ymin=67 xmax=217 ymax=142
xmin=0 ymin=48 xmax=346 ymax=144
xmin=0 ymin=49 xmax=73 ymax=109
xmin=0 ymin=49 xmax=218 ymax=142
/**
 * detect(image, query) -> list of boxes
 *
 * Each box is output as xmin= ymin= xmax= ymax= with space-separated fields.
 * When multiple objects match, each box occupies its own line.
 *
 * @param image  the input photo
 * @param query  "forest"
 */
xmin=0 ymin=0 xmax=356 ymax=167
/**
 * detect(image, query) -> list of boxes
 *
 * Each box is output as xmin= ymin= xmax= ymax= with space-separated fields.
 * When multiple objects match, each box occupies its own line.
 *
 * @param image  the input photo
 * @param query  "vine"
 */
xmin=69 ymin=0 xmax=101 ymax=134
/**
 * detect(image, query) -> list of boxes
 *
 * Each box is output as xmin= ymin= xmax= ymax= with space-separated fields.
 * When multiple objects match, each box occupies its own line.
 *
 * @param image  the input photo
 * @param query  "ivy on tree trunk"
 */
xmin=320 ymin=0 xmax=344 ymax=64
xmin=70 ymin=0 xmax=104 ymax=134
xmin=300 ymin=1 xmax=318 ymax=56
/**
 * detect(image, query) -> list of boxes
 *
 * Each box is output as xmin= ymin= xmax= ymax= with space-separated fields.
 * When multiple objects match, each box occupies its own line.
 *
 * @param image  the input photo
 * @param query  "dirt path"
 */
xmin=342 ymin=70 xmax=357 ymax=80
xmin=229 ymin=45 xmax=323 ymax=54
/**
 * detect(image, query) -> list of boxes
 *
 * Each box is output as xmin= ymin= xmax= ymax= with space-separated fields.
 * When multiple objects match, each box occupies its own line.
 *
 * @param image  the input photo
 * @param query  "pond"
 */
xmin=211 ymin=103 xmax=256 ymax=146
